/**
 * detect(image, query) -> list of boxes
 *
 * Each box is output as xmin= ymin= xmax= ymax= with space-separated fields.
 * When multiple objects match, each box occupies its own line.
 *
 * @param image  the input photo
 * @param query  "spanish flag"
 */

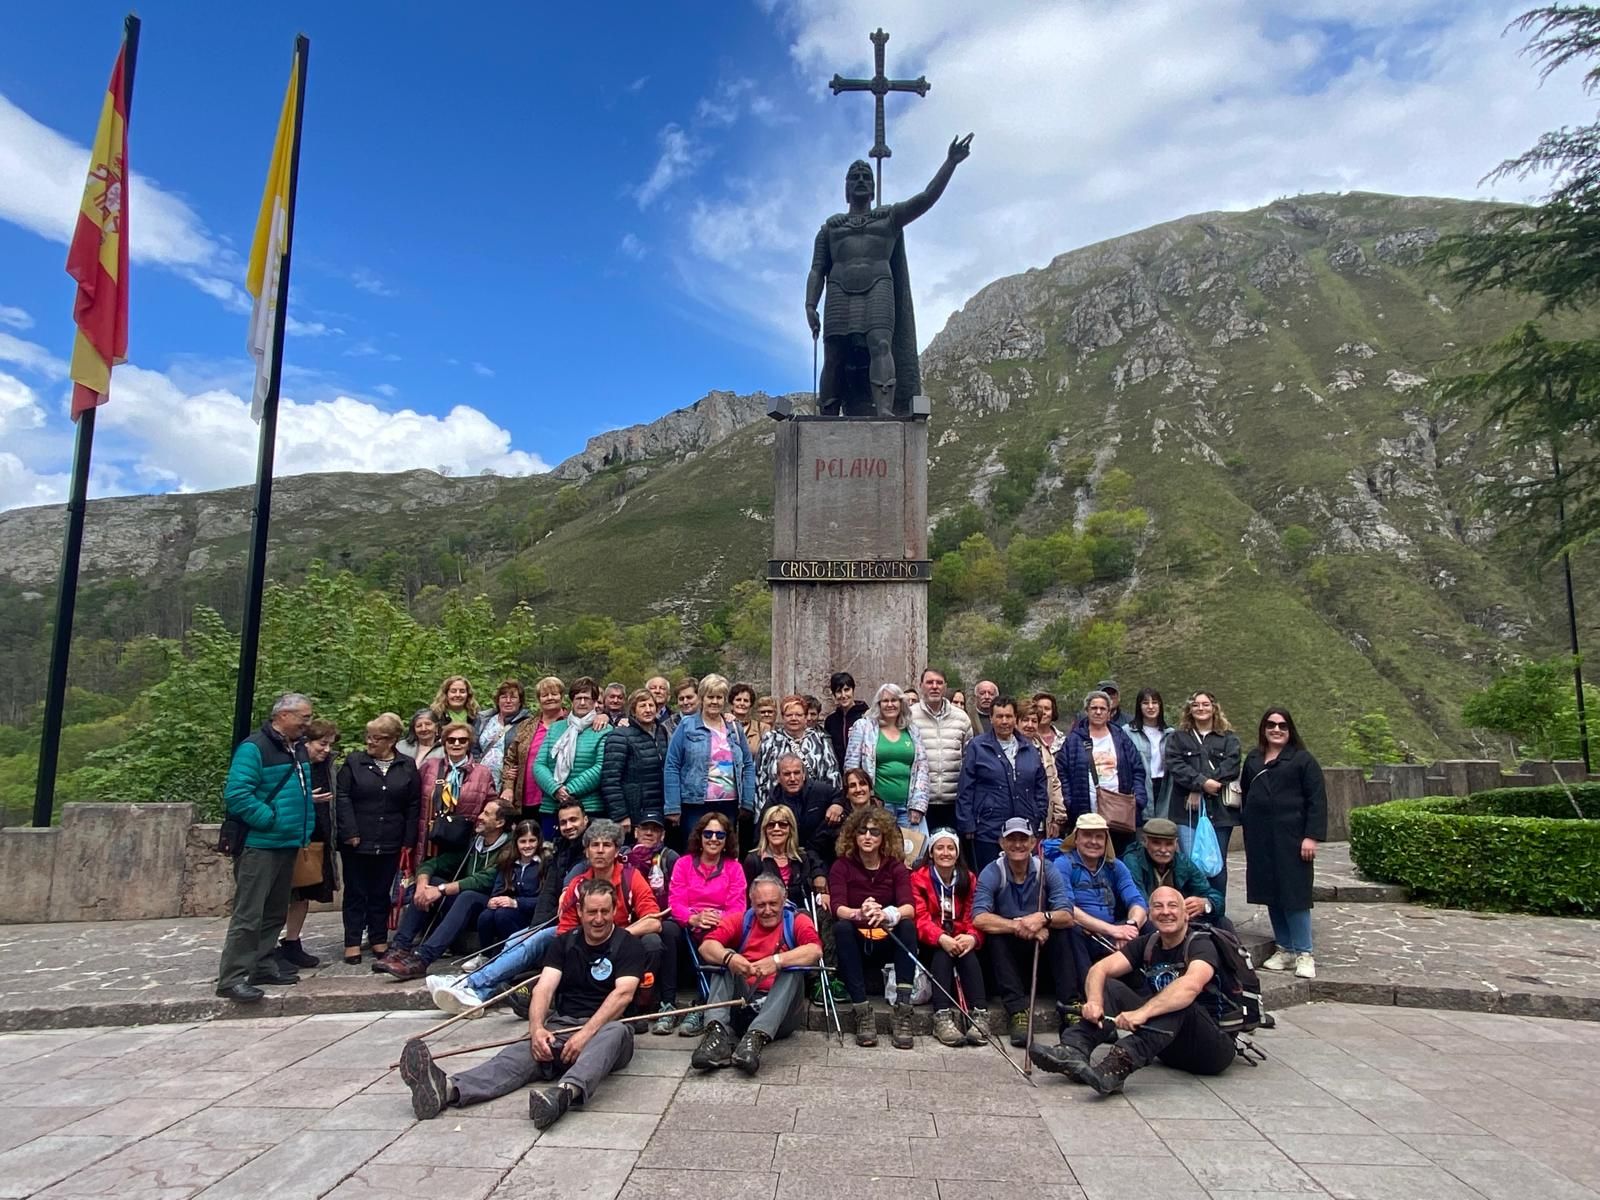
xmin=246 ymin=48 xmax=303 ymax=422
xmin=65 ymin=43 xmax=131 ymax=420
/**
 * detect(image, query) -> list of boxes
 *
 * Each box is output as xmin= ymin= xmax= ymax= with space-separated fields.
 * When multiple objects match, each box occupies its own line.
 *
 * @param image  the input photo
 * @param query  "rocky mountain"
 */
xmin=2 ymin=192 xmax=1592 ymax=757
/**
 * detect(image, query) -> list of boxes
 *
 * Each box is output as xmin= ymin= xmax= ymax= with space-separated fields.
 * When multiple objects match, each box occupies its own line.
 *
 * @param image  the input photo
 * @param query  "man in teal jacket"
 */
xmin=1119 ymin=819 xmax=1232 ymax=932
xmin=216 ymin=692 xmax=314 ymax=1002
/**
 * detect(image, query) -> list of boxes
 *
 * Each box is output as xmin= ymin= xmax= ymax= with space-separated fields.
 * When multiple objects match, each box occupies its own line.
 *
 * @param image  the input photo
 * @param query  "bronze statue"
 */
xmin=806 ymin=135 xmax=972 ymax=417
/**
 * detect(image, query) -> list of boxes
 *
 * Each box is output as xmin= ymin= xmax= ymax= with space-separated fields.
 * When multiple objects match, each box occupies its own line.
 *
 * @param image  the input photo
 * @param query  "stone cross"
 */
xmin=828 ymin=27 xmax=929 ymax=201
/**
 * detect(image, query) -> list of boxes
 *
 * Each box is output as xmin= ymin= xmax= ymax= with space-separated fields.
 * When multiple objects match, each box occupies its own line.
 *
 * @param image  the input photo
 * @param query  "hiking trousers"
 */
xmin=450 ymin=1013 xmax=634 ymax=1105
xmin=217 ymin=847 xmax=297 ymax=988
xmin=705 ymin=969 xmax=806 ymax=1040
xmin=1100 ymin=977 xmax=1235 ymax=1075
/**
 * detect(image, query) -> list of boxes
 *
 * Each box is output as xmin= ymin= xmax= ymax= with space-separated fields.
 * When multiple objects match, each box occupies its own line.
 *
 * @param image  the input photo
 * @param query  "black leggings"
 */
xmin=924 ymin=944 xmax=987 ymax=1009
xmin=340 ymin=849 xmax=399 ymax=950
xmin=833 ymin=920 xmax=918 ymax=1003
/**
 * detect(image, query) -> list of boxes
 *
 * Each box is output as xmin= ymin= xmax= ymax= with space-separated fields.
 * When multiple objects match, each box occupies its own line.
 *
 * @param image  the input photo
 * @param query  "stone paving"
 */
xmin=0 ymin=1002 xmax=1598 ymax=1199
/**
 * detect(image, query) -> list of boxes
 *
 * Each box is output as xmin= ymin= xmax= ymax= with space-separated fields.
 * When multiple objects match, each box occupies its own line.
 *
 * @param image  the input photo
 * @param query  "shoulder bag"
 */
xmin=1088 ymin=747 xmax=1136 ymax=834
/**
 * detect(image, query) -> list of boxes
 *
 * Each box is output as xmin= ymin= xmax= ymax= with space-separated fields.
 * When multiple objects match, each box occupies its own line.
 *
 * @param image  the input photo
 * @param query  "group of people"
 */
xmin=217 ymin=667 xmax=1327 ymax=1130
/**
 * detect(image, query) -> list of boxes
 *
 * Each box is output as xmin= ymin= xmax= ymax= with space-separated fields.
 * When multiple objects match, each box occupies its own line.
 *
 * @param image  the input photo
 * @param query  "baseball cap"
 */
xmin=1075 ymin=813 xmax=1109 ymax=832
xmin=1142 ymin=817 xmax=1179 ymax=839
xmin=1096 ymin=679 xmax=1119 ymax=693
xmin=1000 ymin=817 xmax=1034 ymax=838
xmin=638 ymin=811 xmax=666 ymax=828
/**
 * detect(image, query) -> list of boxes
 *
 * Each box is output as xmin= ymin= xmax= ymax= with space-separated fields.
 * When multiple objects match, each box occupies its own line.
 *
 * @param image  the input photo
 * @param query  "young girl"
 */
xmin=476 ymin=820 xmax=544 ymax=957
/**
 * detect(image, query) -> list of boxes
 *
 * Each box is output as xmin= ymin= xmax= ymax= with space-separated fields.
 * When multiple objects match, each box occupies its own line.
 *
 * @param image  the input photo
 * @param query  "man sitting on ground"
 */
xmin=690 ymin=875 xmax=823 ymax=1075
xmin=402 ymin=878 xmax=641 ymax=1128
xmin=1120 ymin=818 xmax=1232 ymax=933
xmin=428 ymin=797 xmax=588 ymax=1013
xmin=971 ymin=817 xmax=1082 ymax=1047
xmin=1029 ymin=885 xmax=1237 ymax=1094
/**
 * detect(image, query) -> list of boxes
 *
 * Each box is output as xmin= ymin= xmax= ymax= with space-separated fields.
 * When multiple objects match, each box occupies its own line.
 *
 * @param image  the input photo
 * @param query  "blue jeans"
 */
xmin=465 ymin=925 xmax=556 ymax=998
xmin=1266 ymin=905 xmax=1313 ymax=955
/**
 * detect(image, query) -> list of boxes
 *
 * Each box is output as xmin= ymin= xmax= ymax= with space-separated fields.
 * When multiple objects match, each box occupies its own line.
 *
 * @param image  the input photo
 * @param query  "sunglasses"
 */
xmin=1263 ymin=720 xmax=1289 ymax=731
xmin=765 ymin=820 xmax=791 ymax=830
xmin=701 ymin=829 xmax=728 ymax=841
xmin=444 ymin=736 xmax=471 ymax=745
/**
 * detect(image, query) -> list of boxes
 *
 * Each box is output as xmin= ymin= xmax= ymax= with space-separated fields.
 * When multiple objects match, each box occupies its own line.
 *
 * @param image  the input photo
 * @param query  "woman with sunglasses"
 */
xmin=1241 ymin=707 xmax=1326 ymax=980
xmin=743 ymin=803 xmax=827 ymax=910
xmin=414 ymin=722 xmax=497 ymax=864
xmin=829 ymin=806 xmax=918 ymax=1049
xmin=669 ymin=812 xmax=748 ymax=1036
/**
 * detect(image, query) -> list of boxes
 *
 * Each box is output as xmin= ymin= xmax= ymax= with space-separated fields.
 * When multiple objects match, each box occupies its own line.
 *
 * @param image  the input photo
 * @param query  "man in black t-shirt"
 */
xmin=1029 ymin=886 xmax=1235 ymax=1094
xmin=401 ymin=877 xmax=643 ymax=1128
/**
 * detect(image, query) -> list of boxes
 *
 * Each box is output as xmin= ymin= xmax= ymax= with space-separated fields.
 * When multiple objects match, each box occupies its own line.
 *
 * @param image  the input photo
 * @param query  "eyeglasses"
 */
xmin=765 ymin=820 xmax=790 ymax=830
xmin=1263 ymin=720 xmax=1289 ymax=731
xmin=444 ymin=736 xmax=471 ymax=745
xmin=702 ymin=829 xmax=728 ymax=841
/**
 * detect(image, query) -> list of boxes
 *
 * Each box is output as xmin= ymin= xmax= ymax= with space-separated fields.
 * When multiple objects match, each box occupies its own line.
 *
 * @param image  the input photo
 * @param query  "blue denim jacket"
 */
xmin=663 ymin=714 xmax=756 ymax=816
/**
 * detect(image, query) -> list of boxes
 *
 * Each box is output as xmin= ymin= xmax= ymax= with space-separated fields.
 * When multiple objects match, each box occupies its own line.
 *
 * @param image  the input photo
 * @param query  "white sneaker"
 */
xmin=458 ymin=954 xmax=487 ymax=972
xmin=425 ymin=973 xmax=461 ymax=1000
xmin=1261 ymin=949 xmax=1295 ymax=972
xmin=1294 ymin=954 xmax=1316 ymax=980
xmin=427 ymin=974 xmax=471 ymax=1014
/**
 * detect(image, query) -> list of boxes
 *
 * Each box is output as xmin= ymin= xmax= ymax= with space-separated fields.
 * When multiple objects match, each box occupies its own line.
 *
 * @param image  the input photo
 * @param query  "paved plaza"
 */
xmin=0 ymin=1001 xmax=1598 ymax=1199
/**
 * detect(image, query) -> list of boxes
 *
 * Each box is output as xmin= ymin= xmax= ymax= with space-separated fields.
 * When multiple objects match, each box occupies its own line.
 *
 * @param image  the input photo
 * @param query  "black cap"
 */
xmin=638 ymin=810 xmax=666 ymax=828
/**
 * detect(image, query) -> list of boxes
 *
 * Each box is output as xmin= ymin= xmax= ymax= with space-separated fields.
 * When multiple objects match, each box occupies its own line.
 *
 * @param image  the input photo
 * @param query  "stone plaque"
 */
xmin=768 ymin=559 xmax=931 ymax=582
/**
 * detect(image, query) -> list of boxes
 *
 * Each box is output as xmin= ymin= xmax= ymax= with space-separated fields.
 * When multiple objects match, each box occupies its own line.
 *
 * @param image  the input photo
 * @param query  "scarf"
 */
xmin=550 ymin=716 xmax=584 ymax=786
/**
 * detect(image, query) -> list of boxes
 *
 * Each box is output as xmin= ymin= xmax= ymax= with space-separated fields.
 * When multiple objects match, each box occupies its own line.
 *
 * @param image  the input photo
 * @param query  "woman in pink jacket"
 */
xmin=668 ymin=810 xmax=747 ymax=1037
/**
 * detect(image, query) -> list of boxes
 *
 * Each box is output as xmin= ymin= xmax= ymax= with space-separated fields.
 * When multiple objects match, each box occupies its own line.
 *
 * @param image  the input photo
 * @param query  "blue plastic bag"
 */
xmin=1189 ymin=809 xmax=1224 ymax=877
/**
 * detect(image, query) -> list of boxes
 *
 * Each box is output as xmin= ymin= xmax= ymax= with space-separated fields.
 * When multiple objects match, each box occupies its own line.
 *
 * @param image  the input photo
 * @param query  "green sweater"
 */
xmin=532 ymin=718 xmax=610 ymax=814
xmin=1120 ymin=844 xmax=1225 ymax=915
xmin=419 ymin=832 xmax=509 ymax=895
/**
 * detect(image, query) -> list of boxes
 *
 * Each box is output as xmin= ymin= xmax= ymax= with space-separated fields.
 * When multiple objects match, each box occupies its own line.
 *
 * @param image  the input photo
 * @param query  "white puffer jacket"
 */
xmin=910 ymin=700 xmax=974 ymax=808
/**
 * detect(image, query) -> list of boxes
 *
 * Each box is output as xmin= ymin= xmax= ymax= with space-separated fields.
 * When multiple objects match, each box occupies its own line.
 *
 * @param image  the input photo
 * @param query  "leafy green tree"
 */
xmin=1461 ymin=656 xmax=1589 ymax=760
xmin=930 ymin=503 xmax=986 ymax=558
xmin=1281 ymin=524 xmax=1317 ymax=567
xmin=1340 ymin=712 xmax=1405 ymax=770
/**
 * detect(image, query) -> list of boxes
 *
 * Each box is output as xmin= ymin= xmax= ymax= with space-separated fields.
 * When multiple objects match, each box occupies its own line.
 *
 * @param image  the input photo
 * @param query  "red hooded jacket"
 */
xmin=910 ymin=863 xmax=985 ymax=950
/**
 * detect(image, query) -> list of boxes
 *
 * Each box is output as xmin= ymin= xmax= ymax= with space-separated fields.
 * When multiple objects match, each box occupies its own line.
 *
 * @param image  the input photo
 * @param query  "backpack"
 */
xmin=1143 ymin=923 xmax=1264 ymax=1034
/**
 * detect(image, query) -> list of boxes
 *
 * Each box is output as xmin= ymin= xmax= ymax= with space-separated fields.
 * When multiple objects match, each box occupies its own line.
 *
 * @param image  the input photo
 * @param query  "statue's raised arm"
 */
xmin=894 ymin=134 xmax=973 ymax=226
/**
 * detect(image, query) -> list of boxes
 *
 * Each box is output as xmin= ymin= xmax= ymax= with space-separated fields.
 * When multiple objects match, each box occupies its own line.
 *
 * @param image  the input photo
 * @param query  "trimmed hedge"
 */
xmin=1350 ymin=786 xmax=1600 ymax=915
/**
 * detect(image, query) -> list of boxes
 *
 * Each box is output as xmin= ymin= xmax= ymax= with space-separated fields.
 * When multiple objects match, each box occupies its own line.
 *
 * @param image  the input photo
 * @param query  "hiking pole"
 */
xmin=807 ymin=894 xmax=844 ymax=1045
xmin=906 ymin=954 xmax=1035 ymax=1087
xmin=1021 ymin=833 xmax=1048 ymax=1077
xmin=392 ymin=1000 xmax=752 ymax=1068
xmin=441 ymin=914 xmax=559 ymax=968
xmin=417 ymin=972 xmax=543 ymax=1041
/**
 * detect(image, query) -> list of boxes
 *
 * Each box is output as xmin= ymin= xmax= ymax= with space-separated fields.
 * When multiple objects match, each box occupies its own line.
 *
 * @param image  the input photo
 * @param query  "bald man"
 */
xmin=1029 ymin=886 xmax=1237 ymax=1095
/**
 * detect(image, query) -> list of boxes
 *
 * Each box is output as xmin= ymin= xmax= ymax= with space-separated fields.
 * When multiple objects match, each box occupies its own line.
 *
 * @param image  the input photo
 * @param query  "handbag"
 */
xmin=427 ymin=772 xmax=472 ymax=849
xmin=292 ymin=842 xmax=325 ymax=888
xmin=1222 ymin=780 xmax=1243 ymax=809
xmin=1088 ymin=752 xmax=1137 ymax=834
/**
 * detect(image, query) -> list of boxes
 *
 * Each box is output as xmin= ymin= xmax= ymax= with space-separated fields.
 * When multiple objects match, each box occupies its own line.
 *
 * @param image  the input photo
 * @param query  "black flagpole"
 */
xmin=33 ymin=13 xmax=141 ymax=829
xmin=231 ymin=33 xmax=309 ymax=748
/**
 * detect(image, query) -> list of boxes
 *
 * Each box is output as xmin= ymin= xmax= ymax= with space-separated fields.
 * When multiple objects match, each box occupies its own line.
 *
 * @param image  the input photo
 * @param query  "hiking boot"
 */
xmin=964 ymin=1007 xmax=991 ymax=1046
xmin=690 ymin=1020 xmax=736 ymax=1071
xmin=1058 ymin=1000 xmax=1083 ymax=1032
xmin=650 ymin=1001 xmax=680 ymax=1035
xmin=1008 ymin=1010 xmax=1030 ymax=1047
xmin=278 ymin=939 xmax=320 ymax=969
xmin=376 ymin=951 xmax=428 ymax=981
xmin=528 ymin=1083 xmax=573 ymax=1130
xmin=371 ymin=948 xmax=408 ymax=974
xmin=891 ymin=1002 xmax=915 ymax=1050
xmin=732 ymin=1028 xmax=771 ymax=1076
xmin=1261 ymin=949 xmax=1295 ymax=971
xmin=932 ymin=1008 xmax=964 ymax=1047
xmin=853 ymin=1001 xmax=878 ymax=1047
xmin=401 ymin=1038 xmax=452 ymax=1120
xmin=1078 ymin=1044 xmax=1140 ymax=1096
xmin=508 ymin=985 xmax=532 ymax=1021
xmin=677 ymin=1009 xmax=707 ymax=1038
xmin=1030 ymin=1021 xmax=1107 ymax=1079
xmin=1294 ymin=953 xmax=1316 ymax=979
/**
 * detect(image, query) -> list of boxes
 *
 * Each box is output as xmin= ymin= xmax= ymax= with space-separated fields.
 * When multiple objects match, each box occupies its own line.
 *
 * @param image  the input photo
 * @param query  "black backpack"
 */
xmin=1143 ymin=922 xmax=1264 ymax=1034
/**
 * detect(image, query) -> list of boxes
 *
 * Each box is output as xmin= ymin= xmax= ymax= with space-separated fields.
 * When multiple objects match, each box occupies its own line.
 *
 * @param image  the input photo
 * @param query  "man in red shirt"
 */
xmin=689 ymin=875 xmax=822 ymax=1075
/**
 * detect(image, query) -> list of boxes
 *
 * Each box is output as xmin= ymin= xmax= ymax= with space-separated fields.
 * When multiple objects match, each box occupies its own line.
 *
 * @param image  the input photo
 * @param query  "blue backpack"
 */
xmin=741 ymin=901 xmax=800 ymax=955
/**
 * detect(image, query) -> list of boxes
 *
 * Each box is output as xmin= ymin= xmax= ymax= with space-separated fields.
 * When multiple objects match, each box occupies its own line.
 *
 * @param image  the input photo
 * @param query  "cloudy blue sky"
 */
xmin=0 ymin=0 xmax=1591 ymax=509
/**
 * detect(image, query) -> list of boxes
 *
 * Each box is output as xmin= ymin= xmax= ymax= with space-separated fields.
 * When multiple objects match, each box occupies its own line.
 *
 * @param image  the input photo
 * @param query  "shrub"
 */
xmin=1349 ymin=787 xmax=1600 ymax=914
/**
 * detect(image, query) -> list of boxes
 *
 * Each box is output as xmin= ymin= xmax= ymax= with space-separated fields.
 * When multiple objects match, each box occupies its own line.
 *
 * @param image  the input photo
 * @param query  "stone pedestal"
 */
xmin=770 ymin=417 xmax=928 ymax=701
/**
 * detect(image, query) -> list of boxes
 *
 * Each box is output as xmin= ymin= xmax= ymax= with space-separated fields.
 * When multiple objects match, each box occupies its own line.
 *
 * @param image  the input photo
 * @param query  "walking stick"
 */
xmin=389 ymin=999 xmax=751 ymax=1069
xmin=440 ymin=913 xmax=558 ymax=968
xmin=809 ymin=894 xmax=844 ymax=1045
xmin=907 ymin=954 xmax=1035 ymax=1087
xmin=1022 ymin=833 xmax=1048 ymax=1077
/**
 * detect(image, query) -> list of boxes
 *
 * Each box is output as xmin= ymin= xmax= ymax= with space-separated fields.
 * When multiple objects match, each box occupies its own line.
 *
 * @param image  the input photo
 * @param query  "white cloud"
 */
xmin=0 ymin=452 xmax=69 ymax=509
xmin=618 ymin=232 xmax=647 ymax=261
xmin=698 ymin=79 xmax=756 ymax=127
xmin=470 ymin=361 xmax=495 ymax=378
xmin=286 ymin=317 xmax=341 ymax=337
xmin=668 ymin=1 xmax=1596 ymax=359
xmin=0 ymin=370 xmax=46 ymax=433
xmin=350 ymin=267 xmax=394 ymax=296
xmin=0 ymin=304 xmax=32 ymax=330
xmin=0 ymin=92 xmax=240 ymax=302
xmin=373 ymin=383 xmax=398 ymax=398
xmin=635 ymin=124 xmax=703 ymax=208
xmin=70 ymin=364 xmax=549 ymax=499
xmin=0 ymin=331 xmax=68 ymax=380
